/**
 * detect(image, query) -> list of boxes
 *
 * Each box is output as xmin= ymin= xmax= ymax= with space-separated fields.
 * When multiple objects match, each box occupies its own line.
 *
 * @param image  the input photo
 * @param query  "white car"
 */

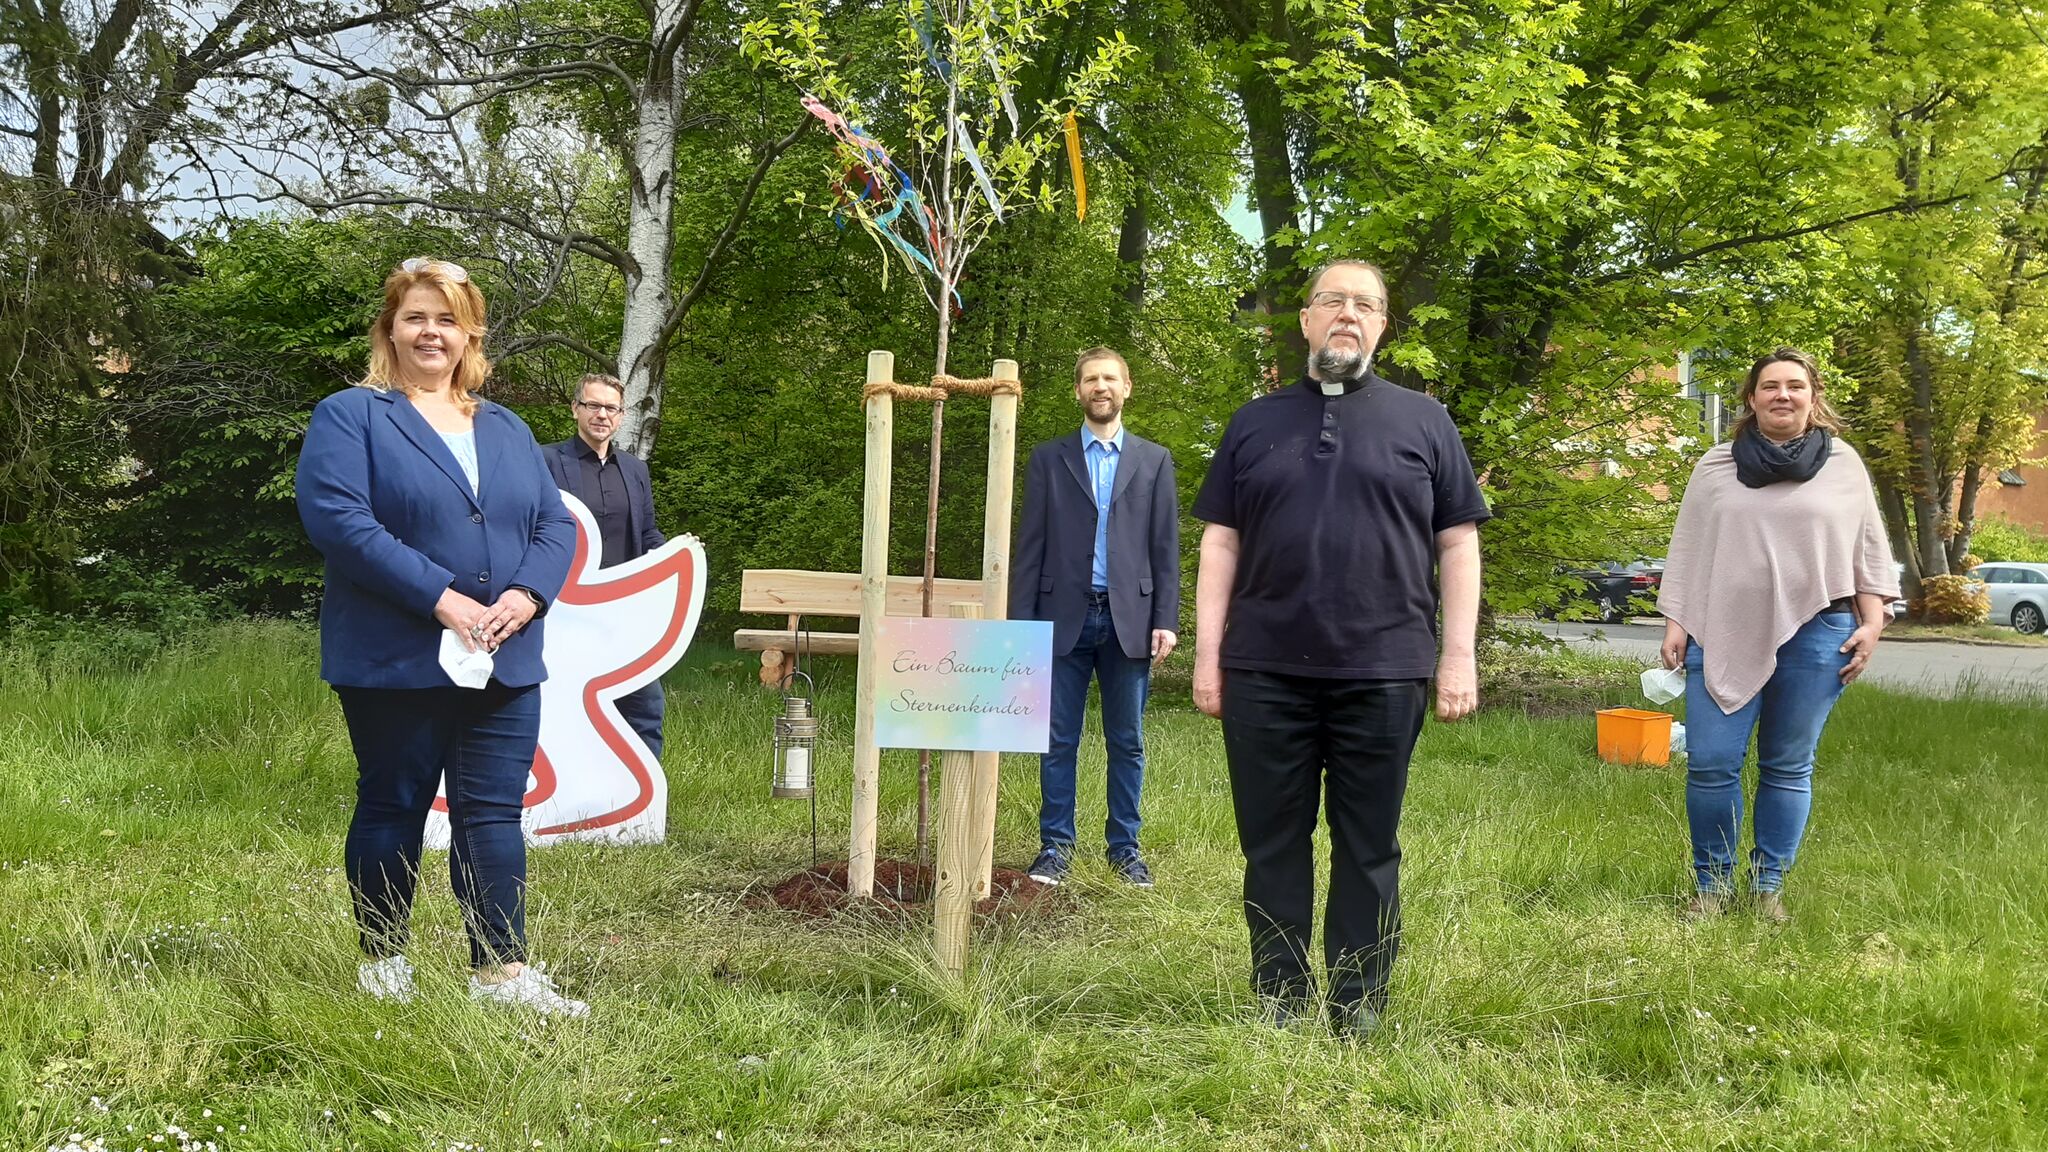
xmin=1968 ymin=562 xmax=2048 ymax=634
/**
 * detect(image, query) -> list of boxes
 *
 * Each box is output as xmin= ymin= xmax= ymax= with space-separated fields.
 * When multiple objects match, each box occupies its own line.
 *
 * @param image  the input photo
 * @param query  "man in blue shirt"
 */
xmin=1010 ymin=347 xmax=1182 ymax=887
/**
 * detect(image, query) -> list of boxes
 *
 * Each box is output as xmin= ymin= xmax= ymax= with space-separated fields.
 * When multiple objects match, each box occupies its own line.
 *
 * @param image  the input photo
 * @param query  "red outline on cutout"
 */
xmin=431 ymin=504 xmax=699 ymax=835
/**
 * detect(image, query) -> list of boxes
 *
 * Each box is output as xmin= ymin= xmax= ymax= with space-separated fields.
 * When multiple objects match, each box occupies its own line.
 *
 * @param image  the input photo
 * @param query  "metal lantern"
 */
xmin=771 ymin=670 xmax=820 ymax=799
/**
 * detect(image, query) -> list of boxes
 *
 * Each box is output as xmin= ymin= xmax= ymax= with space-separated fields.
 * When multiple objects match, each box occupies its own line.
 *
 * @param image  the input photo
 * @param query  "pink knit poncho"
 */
xmin=1655 ymin=439 xmax=1901 ymax=714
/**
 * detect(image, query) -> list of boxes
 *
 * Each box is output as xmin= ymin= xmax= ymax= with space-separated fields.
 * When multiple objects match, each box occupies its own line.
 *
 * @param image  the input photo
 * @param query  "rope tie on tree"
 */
xmin=862 ymin=373 xmax=1022 ymax=404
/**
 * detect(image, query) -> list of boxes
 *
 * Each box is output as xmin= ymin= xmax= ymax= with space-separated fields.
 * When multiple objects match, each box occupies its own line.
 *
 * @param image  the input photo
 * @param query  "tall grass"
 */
xmin=3 ymin=622 xmax=2042 ymax=1150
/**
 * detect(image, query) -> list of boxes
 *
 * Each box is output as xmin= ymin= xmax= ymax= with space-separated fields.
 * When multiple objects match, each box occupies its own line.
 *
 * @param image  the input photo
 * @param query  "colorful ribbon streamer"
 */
xmin=1063 ymin=110 xmax=1087 ymax=221
xmin=801 ymin=92 xmax=962 ymax=306
xmin=956 ymin=121 xmax=1004 ymax=222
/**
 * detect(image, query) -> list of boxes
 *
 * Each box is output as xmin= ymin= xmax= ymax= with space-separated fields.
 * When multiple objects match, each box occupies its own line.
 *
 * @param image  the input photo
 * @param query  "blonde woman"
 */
xmin=1655 ymin=348 xmax=1898 ymax=923
xmin=297 ymin=258 xmax=584 ymax=1013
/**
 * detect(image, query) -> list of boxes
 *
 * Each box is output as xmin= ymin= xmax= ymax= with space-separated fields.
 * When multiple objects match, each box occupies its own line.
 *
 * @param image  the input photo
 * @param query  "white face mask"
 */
xmin=1640 ymin=666 xmax=1685 ymax=705
xmin=440 ymin=628 xmax=495 ymax=688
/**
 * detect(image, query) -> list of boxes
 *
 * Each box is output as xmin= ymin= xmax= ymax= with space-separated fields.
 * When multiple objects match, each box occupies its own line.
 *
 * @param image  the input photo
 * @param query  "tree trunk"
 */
xmin=1952 ymin=411 xmax=1993 ymax=569
xmin=1877 ymin=476 xmax=1923 ymax=604
xmin=614 ymin=7 xmax=683 ymax=458
xmin=1233 ymin=38 xmax=1307 ymax=380
xmin=916 ymin=71 xmax=965 ymax=871
xmin=1116 ymin=189 xmax=1148 ymax=312
xmin=1901 ymin=319 xmax=1948 ymax=579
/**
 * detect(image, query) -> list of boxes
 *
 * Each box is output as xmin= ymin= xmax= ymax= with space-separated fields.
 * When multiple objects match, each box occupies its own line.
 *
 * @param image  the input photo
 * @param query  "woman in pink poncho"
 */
xmin=1655 ymin=348 xmax=1899 ymax=924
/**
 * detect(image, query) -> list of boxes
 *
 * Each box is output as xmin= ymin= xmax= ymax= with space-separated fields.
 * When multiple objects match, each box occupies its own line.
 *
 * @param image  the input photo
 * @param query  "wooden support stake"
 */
xmin=969 ymin=358 xmax=1020 ymax=897
xmin=850 ymin=350 xmax=894 ymax=900
xmin=934 ymin=599 xmax=983 ymax=975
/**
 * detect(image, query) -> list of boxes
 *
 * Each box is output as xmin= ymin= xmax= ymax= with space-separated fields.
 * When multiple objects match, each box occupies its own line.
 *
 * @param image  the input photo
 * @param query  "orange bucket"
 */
xmin=1596 ymin=708 xmax=1673 ymax=765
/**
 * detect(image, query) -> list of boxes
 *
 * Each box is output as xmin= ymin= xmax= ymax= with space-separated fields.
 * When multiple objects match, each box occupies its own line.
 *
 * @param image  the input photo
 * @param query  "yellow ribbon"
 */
xmin=1063 ymin=110 xmax=1087 ymax=221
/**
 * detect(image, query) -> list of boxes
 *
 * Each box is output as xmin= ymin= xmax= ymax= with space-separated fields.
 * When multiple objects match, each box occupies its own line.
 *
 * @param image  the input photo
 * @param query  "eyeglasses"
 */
xmin=575 ymin=400 xmax=623 ymax=417
xmin=1307 ymin=291 xmax=1388 ymax=316
xmin=401 ymin=257 xmax=469 ymax=282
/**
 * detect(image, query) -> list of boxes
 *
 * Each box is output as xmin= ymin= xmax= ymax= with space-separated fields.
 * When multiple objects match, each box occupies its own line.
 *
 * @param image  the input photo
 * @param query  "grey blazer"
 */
xmin=1009 ymin=430 xmax=1181 ymax=659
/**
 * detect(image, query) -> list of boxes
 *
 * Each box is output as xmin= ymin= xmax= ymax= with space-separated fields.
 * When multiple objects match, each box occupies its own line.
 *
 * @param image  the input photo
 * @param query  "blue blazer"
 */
xmin=296 ymin=386 xmax=575 ymax=689
xmin=1010 ymin=431 xmax=1181 ymax=659
xmin=542 ymin=439 xmax=666 ymax=562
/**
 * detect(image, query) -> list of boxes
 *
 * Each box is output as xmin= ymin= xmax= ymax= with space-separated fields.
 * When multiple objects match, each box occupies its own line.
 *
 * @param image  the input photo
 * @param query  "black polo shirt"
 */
xmin=567 ymin=437 xmax=633 ymax=568
xmin=1192 ymin=374 xmax=1491 ymax=679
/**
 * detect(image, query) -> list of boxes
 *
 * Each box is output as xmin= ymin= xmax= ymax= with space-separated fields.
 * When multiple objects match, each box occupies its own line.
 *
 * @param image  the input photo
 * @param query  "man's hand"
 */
xmin=1193 ymin=656 xmax=1224 ymax=719
xmin=433 ymin=588 xmax=490 ymax=651
xmin=1434 ymin=650 xmax=1478 ymax=721
xmin=1150 ymin=629 xmax=1178 ymax=666
xmin=1660 ymin=618 xmax=1688 ymax=671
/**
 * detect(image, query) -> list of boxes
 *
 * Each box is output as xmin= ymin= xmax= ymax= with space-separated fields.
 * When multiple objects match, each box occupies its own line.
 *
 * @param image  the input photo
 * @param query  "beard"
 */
xmin=1311 ymin=341 xmax=1371 ymax=382
xmin=1085 ymin=394 xmax=1124 ymax=421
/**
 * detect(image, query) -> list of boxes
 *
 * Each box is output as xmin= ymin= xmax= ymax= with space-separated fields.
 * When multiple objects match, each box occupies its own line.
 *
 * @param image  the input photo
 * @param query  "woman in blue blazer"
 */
xmin=296 ymin=258 xmax=584 ymax=1016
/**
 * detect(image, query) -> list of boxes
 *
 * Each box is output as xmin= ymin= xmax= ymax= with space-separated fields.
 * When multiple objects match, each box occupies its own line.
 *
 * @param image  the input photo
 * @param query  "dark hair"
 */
xmin=1734 ymin=348 xmax=1843 ymax=436
xmin=1073 ymin=346 xmax=1131 ymax=388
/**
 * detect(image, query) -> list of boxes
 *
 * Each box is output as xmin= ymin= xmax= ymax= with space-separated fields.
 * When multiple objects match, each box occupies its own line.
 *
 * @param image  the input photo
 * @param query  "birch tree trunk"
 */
xmin=615 ymin=0 xmax=685 ymax=457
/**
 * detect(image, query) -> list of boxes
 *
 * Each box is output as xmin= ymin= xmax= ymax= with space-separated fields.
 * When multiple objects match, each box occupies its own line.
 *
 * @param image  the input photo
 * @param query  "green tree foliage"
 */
xmin=0 ymin=182 xmax=133 ymax=614
xmin=19 ymin=0 xmax=2048 ymax=640
xmin=1968 ymin=515 xmax=2048 ymax=564
xmin=107 ymin=218 xmax=463 ymax=612
xmin=1827 ymin=0 xmax=2048 ymax=593
xmin=1264 ymin=0 xmax=2041 ymax=614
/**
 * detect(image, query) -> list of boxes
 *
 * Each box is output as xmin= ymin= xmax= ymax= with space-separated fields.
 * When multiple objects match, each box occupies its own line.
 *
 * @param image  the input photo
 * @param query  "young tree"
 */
xmin=748 ymin=0 xmax=1129 ymax=864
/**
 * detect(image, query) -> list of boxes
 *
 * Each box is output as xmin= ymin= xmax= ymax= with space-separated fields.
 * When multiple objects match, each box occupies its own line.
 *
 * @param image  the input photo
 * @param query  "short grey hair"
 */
xmin=1303 ymin=259 xmax=1389 ymax=302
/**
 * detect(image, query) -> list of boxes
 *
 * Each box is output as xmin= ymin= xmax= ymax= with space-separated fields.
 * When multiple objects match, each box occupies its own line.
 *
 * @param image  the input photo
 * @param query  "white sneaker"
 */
xmin=468 ymin=963 xmax=589 ymax=1018
xmin=357 ymin=954 xmax=416 ymax=1003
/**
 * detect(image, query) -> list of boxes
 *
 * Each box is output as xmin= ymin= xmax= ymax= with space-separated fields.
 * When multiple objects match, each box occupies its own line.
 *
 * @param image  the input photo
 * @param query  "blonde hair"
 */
xmin=1733 ymin=347 xmax=1844 ymax=437
xmin=360 ymin=260 xmax=490 ymax=415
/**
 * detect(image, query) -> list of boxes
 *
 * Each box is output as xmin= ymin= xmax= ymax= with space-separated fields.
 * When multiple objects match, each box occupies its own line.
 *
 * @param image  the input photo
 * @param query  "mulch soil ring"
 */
xmin=755 ymin=858 xmax=1062 ymax=922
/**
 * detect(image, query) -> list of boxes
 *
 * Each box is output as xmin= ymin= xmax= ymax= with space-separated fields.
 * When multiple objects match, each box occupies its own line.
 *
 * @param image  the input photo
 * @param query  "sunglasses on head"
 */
xmin=401 ymin=257 xmax=469 ymax=282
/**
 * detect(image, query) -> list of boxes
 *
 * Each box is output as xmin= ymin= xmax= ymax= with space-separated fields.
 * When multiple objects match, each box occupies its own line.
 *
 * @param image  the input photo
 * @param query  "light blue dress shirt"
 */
xmin=439 ymin=428 xmax=480 ymax=495
xmin=1084 ymin=425 xmax=1125 ymax=592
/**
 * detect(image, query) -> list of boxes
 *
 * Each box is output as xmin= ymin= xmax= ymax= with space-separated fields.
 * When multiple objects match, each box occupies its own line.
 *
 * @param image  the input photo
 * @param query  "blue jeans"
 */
xmin=335 ymin=681 xmax=538 ymax=967
xmin=1040 ymin=595 xmax=1151 ymax=857
xmin=1683 ymin=611 xmax=1855 ymax=895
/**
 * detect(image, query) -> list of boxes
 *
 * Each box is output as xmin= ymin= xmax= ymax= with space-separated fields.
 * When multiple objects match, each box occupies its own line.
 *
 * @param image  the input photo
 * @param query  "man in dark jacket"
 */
xmin=1010 ymin=347 xmax=1181 ymax=888
xmin=543 ymin=373 xmax=669 ymax=756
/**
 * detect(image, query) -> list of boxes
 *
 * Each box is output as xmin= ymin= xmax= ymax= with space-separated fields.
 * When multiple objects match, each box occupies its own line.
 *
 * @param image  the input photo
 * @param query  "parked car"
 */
xmin=1967 ymin=562 xmax=2048 ymax=634
xmin=1624 ymin=558 xmax=1665 ymax=599
xmin=1546 ymin=559 xmax=1663 ymax=624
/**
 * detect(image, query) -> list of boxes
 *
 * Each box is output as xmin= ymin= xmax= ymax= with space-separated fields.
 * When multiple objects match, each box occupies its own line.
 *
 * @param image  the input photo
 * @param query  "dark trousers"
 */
xmin=335 ymin=681 xmax=537 ymax=967
xmin=616 ymin=680 xmax=666 ymax=760
xmin=1221 ymin=670 xmax=1427 ymax=1009
xmin=1039 ymin=594 xmax=1151 ymax=856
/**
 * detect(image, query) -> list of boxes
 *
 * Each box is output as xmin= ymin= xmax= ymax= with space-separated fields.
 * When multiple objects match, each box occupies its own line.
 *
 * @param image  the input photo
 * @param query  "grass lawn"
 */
xmin=3 ymin=622 xmax=2043 ymax=1151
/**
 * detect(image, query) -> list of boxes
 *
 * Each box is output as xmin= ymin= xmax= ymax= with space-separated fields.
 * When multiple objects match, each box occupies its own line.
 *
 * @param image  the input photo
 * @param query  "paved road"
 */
xmin=1525 ymin=620 xmax=2048 ymax=700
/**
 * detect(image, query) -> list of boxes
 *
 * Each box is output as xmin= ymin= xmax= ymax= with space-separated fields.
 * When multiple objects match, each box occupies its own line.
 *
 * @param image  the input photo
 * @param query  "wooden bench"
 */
xmin=736 ymin=568 xmax=986 ymax=686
